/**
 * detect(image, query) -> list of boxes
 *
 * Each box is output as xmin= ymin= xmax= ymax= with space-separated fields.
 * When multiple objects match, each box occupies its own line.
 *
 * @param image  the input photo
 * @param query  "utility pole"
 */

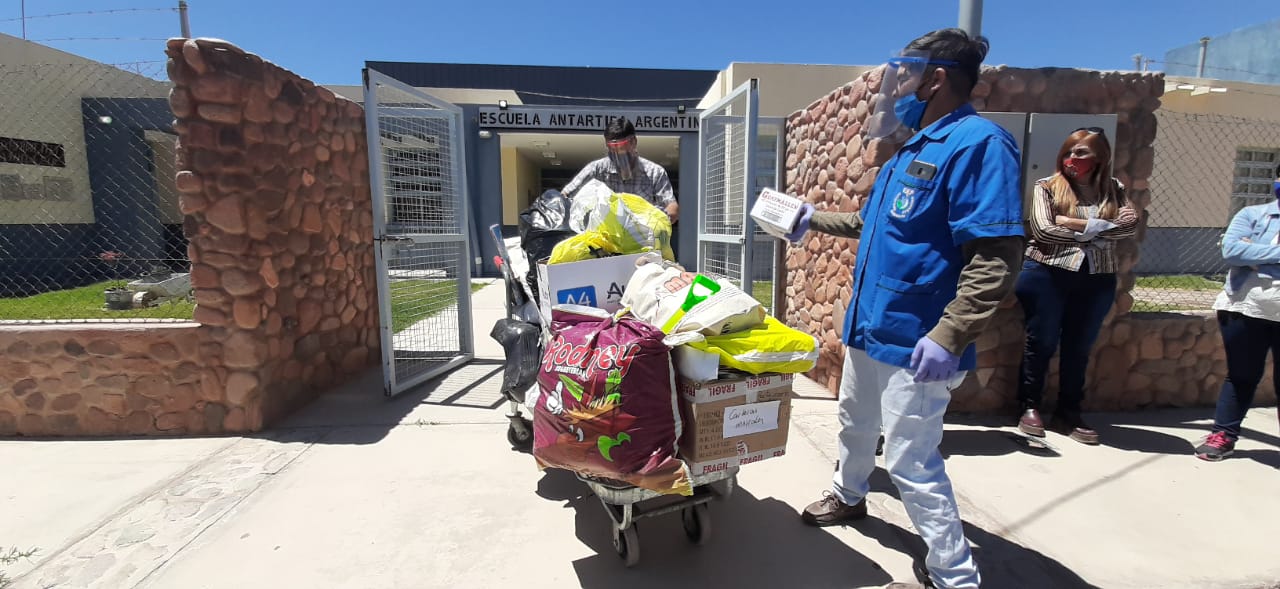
xmin=959 ymin=0 xmax=983 ymax=38
xmin=20 ymin=0 xmax=25 ymax=39
xmin=179 ymin=1 xmax=191 ymax=38
xmin=1197 ymin=36 xmax=1210 ymax=78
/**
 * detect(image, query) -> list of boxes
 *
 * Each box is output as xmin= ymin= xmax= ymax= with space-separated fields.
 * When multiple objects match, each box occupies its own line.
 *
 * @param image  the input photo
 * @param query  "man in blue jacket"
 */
xmin=786 ymin=29 xmax=1024 ymax=589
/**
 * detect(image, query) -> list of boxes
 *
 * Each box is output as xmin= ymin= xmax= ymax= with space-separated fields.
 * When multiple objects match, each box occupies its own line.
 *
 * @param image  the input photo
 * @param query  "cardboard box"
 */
xmin=750 ymin=188 xmax=805 ymax=239
xmin=536 ymin=253 xmax=645 ymax=325
xmin=677 ymin=373 xmax=794 ymax=476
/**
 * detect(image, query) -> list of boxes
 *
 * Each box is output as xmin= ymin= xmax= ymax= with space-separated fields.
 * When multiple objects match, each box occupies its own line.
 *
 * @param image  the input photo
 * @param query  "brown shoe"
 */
xmin=1054 ymin=411 xmax=1100 ymax=445
xmin=1018 ymin=408 xmax=1046 ymax=437
xmin=801 ymin=491 xmax=867 ymax=526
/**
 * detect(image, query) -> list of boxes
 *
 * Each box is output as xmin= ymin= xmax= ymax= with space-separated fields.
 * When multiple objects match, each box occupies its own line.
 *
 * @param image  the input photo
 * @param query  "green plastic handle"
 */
xmin=662 ymin=274 xmax=720 ymax=332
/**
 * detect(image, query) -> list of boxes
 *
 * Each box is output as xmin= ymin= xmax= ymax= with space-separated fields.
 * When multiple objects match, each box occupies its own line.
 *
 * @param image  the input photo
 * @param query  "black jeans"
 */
xmin=1212 ymin=310 xmax=1280 ymax=441
xmin=1015 ymin=259 xmax=1117 ymax=413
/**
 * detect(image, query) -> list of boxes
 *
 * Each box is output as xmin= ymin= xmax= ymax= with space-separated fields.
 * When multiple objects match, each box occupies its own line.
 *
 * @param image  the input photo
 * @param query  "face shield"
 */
xmin=864 ymin=51 xmax=957 ymax=141
xmin=606 ymin=137 xmax=638 ymax=181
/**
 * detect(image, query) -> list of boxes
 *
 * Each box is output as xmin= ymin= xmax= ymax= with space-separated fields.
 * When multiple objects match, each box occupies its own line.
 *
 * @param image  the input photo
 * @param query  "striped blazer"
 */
xmin=1025 ymin=176 xmax=1139 ymax=274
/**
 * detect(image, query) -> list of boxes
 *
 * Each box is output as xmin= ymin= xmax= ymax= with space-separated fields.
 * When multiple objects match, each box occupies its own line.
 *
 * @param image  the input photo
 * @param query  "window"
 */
xmin=0 ymin=137 xmax=66 ymax=167
xmin=1232 ymin=148 xmax=1279 ymax=219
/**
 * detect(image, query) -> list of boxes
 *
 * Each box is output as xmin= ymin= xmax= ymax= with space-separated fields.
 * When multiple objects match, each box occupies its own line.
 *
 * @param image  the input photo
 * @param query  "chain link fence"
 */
xmin=1136 ymin=108 xmax=1280 ymax=311
xmin=0 ymin=61 xmax=193 ymax=321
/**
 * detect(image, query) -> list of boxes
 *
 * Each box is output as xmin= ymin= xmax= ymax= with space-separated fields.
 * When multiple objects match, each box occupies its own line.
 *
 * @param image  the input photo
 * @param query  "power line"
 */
xmin=0 ymin=7 xmax=176 ymax=23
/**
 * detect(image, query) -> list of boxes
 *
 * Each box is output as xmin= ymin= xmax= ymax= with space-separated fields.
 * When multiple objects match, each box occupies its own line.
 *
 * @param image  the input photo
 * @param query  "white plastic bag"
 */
xmin=568 ymin=179 xmax=614 ymax=233
xmin=621 ymin=253 xmax=766 ymax=338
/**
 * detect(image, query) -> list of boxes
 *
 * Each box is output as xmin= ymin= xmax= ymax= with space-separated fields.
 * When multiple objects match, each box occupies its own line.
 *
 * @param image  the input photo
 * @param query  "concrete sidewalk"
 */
xmin=2 ymin=283 xmax=1278 ymax=589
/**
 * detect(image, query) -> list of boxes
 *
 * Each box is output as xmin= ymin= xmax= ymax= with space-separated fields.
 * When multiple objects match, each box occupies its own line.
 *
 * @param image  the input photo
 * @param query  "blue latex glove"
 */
xmin=784 ymin=203 xmax=816 ymax=243
xmin=910 ymin=336 xmax=960 ymax=383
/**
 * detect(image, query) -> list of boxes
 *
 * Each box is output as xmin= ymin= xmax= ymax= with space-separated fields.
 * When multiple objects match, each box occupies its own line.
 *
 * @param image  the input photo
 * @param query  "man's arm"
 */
xmin=809 ymin=211 xmax=864 ymax=239
xmin=651 ymin=167 xmax=678 ymax=222
xmin=561 ymin=160 xmax=601 ymax=198
xmin=926 ymin=236 xmax=1024 ymax=355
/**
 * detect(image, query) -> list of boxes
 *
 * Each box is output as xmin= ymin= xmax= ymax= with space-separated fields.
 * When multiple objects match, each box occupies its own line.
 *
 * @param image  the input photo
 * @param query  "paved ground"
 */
xmin=3 ymin=283 xmax=1278 ymax=589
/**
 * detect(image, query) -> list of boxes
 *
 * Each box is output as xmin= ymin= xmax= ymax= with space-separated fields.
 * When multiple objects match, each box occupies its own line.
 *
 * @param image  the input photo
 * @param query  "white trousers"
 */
xmin=833 ymin=347 xmax=980 ymax=589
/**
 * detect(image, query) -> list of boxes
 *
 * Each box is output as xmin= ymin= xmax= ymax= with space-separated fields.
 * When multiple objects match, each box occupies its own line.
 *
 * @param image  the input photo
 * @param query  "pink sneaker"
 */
xmin=1194 ymin=431 xmax=1235 ymax=462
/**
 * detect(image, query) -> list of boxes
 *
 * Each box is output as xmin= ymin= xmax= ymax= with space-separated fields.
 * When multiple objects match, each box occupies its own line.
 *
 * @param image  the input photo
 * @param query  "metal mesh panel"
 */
xmin=698 ymin=91 xmax=750 ymax=288
xmin=700 ymin=110 xmax=748 ymax=237
xmin=699 ymin=241 xmax=743 ymax=282
xmin=1137 ymin=110 xmax=1280 ymax=311
xmin=366 ymin=71 xmax=472 ymax=394
xmin=386 ymin=241 xmax=465 ymax=384
xmin=371 ymin=87 xmax=462 ymax=236
xmin=0 ymin=62 xmax=191 ymax=322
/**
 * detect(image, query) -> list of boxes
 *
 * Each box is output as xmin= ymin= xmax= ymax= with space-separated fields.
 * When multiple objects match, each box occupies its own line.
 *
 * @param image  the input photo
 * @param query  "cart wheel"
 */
xmin=507 ymin=418 xmax=533 ymax=451
xmin=612 ymin=525 xmax=640 ymax=567
xmin=681 ymin=503 xmax=712 ymax=545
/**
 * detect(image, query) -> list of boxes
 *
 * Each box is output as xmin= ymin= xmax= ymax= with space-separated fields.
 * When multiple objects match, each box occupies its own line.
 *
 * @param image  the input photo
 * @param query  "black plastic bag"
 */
xmin=518 ymin=190 xmax=576 ymax=297
xmin=489 ymin=318 xmax=542 ymax=403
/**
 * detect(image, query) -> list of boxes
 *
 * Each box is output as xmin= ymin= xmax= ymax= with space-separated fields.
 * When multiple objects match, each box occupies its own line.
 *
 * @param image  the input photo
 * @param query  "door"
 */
xmin=696 ymin=79 xmax=761 ymax=295
xmin=363 ymin=69 xmax=474 ymax=397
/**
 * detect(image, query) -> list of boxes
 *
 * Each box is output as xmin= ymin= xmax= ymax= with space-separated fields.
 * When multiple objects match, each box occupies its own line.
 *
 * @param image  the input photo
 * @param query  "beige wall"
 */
xmin=698 ymin=62 xmax=873 ymax=118
xmin=1161 ymin=76 xmax=1280 ymax=122
xmin=0 ymin=33 xmax=169 ymax=225
xmin=500 ymin=148 xmax=541 ymax=225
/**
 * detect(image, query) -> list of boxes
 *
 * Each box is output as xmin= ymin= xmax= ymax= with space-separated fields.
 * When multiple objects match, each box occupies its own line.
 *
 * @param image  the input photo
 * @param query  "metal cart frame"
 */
xmin=489 ymin=224 xmax=536 ymax=450
xmin=577 ymin=467 xmax=739 ymax=567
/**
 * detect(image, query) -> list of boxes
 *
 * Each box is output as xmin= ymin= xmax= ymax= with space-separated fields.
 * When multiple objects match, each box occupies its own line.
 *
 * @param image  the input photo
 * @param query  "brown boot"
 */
xmin=1018 ymin=408 xmax=1046 ymax=437
xmin=801 ymin=491 xmax=867 ymax=526
xmin=1054 ymin=410 xmax=1100 ymax=445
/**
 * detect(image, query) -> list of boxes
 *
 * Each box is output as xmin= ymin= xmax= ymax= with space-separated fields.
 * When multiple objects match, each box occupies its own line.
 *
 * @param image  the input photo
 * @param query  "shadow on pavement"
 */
xmin=273 ymin=361 xmax=509 ymax=445
xmin=847 ymin=467 xmax=1100 ymax=589
xmin=535 ymin=470 xmax=894 ymax=589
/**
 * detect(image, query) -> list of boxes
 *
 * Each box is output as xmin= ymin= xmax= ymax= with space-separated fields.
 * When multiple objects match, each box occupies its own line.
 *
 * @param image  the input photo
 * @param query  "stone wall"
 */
xmin=0 ymin=324 xmax=220 ymax=436
xmin=167 ymin=38 xmax=378 ymax=428
xmin=0 ymin=38 xmax=379 ymax=437
xmin=780 ymin=66 xmax=1259 ymax=412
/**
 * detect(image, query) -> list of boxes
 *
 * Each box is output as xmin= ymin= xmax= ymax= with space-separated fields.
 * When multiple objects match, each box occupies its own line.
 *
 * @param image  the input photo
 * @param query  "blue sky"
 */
xmin=2 ymin=1 xmax=1276 ymax=84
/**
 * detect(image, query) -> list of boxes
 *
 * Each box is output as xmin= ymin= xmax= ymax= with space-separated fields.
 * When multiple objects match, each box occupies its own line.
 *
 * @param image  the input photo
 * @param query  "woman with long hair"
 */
xmin=1015 ymin=128 xmax=1138 ymax=444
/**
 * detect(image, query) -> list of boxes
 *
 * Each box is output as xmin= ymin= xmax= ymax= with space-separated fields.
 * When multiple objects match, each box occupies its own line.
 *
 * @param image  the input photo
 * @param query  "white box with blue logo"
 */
xmin=535 ymin=253 xmax=645 ymax=326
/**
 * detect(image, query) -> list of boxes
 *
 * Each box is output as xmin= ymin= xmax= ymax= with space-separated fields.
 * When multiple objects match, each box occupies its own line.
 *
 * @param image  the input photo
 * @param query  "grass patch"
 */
xmin=0 ymin=281 xmax=194 ymax=321
xmin=753 ymin=280 xmax=774 ymax=313
xmin=389 ymin=279 xmax=487 ymax=333
xmin=1135 ymin=275 xmax=1224 ymax=291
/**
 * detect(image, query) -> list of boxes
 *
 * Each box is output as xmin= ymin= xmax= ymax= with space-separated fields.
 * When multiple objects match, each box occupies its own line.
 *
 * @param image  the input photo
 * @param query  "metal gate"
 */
xmin=752 ymin=116 xmax=785 ymax=315
xmin=696 ymin=79 xmax=760 ymax=295
xmin=363 ymin=69 xmax=474 ymax=397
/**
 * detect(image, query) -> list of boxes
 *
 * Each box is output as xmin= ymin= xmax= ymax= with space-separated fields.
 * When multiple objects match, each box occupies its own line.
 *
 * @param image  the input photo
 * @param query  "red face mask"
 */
xmin=1063 ymin=156 xmax=1096 ymax=178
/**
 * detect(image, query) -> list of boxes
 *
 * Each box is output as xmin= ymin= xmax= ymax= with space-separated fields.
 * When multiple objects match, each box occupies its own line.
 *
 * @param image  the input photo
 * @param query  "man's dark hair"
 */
xmin=905 ymin=28 xmax=990 ymax=97
xmin=604 ymin=118 xmax=636 ymax=142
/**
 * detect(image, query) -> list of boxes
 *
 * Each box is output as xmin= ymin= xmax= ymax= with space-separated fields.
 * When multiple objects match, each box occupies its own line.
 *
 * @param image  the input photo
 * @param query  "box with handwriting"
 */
xmin=677 ymin=373 xmax=794 ymax=476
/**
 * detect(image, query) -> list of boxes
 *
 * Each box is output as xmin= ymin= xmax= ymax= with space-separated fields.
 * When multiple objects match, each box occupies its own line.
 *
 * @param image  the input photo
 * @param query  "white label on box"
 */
xmin=723 ymin=400 xmax=781 ymax=438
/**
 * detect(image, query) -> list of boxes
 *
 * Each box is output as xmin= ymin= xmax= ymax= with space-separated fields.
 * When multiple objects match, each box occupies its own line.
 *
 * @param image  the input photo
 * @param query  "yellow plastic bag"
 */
xmin=686 ymin=316 xmax=818 ymax=375
xmin=594 ymin=193 xmax=675 ymax=261
xmin=548 ymin=231 xmax=612 ymax=264
xmin=550 ymin=193 xmax=675 ymax=264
